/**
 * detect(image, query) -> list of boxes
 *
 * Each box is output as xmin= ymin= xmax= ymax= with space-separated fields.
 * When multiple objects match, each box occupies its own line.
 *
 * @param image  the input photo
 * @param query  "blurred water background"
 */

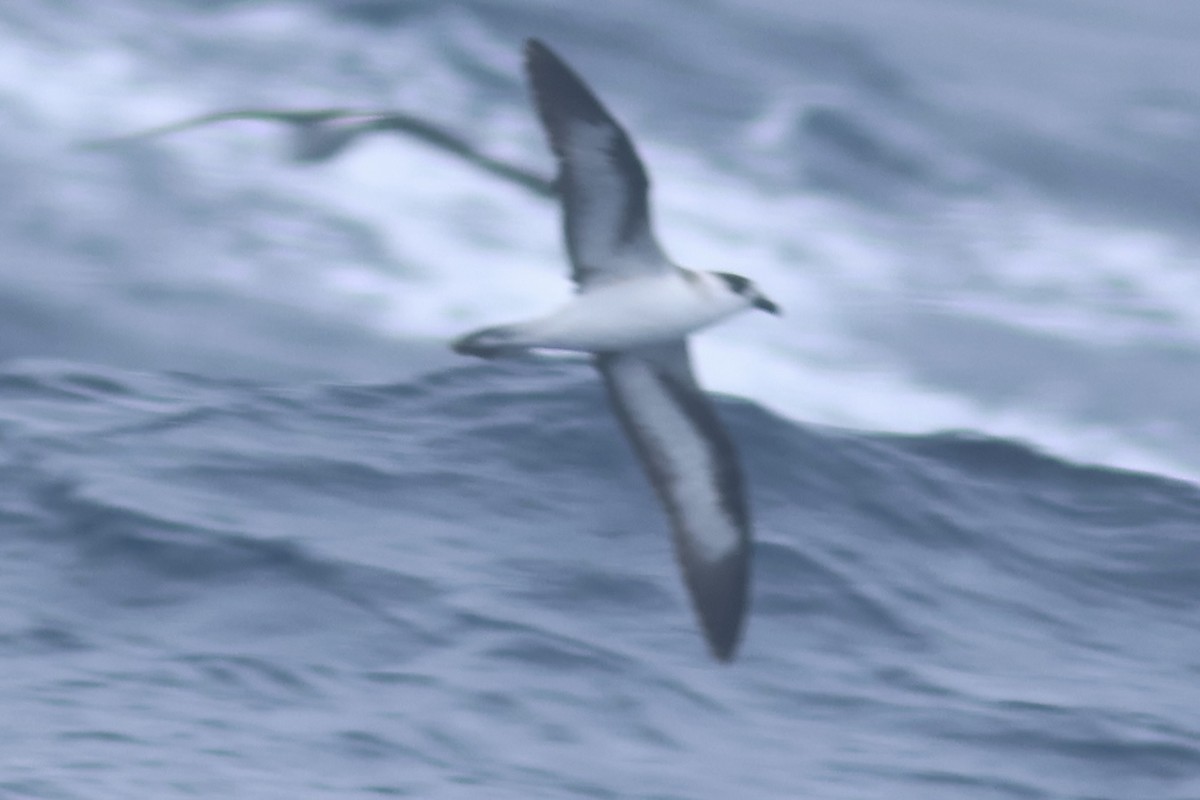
xmin=1 ymin=1 xmax=1199 ymax=797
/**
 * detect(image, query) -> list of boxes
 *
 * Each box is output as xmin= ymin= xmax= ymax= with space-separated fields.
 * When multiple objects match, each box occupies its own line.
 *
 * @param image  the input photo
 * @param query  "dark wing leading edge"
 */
xmin=525 ymin=39 xmax=670 ymax=290
xmin=595 ymin=341 xmax=751 ymax=661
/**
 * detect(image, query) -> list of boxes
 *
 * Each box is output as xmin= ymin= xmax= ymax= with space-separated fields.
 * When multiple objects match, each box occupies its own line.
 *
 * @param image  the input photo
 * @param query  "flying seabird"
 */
xmin=453 ymin=39 xmax=779 ymax=661
xmin=79 ymin=107 xmax=555 ymax=199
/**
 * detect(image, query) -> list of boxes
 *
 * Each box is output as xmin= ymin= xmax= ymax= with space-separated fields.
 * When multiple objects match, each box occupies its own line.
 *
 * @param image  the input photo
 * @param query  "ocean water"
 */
xmin=1 ymin=1 xmax=1199 ymax=797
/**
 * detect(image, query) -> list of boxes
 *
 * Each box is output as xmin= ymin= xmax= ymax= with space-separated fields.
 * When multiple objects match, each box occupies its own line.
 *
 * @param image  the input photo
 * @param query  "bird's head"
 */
xmin=711 ymin=272 xmax=781 ymax=315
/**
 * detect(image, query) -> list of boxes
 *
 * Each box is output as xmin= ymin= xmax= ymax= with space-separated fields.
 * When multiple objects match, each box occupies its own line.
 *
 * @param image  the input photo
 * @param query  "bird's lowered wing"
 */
xmin=525 ymin=38 xmax=670 ymax=290
xmin=595 ymin=341 xmax=751 ymax=660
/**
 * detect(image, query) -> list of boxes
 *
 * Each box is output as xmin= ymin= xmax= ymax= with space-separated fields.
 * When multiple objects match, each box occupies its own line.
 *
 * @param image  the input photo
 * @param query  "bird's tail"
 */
xmin=451 ymin=324 xmax=532 ymax=359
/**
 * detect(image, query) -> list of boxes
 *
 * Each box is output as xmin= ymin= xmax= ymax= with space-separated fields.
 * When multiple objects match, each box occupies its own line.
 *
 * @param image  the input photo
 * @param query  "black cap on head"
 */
xmin=715 ymin=272 xmax=780 ymax=315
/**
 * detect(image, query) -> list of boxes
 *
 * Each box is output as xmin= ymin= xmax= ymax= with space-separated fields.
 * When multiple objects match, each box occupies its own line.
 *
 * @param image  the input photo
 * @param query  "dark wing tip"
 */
xmin=523 ymin=38 xmax=563 ymax=79
xmin=523 ymin=38 xmax=614 ymax=139
xmin=524 ymin=37 xmax=550 ymax=63
xmin=684 ymin=547 xmax=750 ymax=662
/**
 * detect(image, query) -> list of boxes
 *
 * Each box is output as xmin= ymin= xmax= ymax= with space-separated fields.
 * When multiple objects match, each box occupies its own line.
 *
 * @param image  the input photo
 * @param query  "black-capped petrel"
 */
xmin=453 ymin=39 xmax=779 ymax=661
xmin=79 ymin=107 xmax=554 ymax=198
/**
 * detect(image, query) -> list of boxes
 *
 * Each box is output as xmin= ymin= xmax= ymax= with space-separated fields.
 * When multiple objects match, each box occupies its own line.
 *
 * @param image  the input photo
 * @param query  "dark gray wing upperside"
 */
xmin=525 ymin=39 xmax=669 ymax=289
xmin=595 ymin=341 xmax=751 ymax=661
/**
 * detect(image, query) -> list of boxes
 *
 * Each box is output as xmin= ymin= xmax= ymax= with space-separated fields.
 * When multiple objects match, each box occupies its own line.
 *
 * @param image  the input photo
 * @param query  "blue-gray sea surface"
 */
xmin=2 ymin=2 xmax=1199 ymax=798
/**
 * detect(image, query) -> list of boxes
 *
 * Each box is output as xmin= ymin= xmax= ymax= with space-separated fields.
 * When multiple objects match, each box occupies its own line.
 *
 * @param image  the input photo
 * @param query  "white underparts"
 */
xmin=508 ymin=271 xmax=751 ymax=352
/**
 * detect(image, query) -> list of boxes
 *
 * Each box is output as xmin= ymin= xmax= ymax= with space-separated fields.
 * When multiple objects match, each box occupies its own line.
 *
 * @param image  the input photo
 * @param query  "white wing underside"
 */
xmin=595 ymin=341 xmax=750 ymax=660
xmin=560 ymin=119 xmax=668 ymax=280
xmin=526 ymin=41 xmax=671 ymax=290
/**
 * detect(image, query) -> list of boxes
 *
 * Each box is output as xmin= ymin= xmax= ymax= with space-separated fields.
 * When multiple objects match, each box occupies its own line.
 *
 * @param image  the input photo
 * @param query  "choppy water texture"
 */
xmin=1 ymin=2 xmax=1199 ymax=798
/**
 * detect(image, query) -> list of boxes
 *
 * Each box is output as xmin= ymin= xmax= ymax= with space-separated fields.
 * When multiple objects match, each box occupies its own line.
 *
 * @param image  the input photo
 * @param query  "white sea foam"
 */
xmin=2 ymin=1 xmax=1199 ymax=480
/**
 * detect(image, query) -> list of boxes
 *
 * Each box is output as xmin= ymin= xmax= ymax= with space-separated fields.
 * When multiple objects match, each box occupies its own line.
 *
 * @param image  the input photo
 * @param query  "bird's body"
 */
xmin=453 ymin=39 xmax=779 ymax=661
xmin=455 ymin=269 xmax=753 ymax=355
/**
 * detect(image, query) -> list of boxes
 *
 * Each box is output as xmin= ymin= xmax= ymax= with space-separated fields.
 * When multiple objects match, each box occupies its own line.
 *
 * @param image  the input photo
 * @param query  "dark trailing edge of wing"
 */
xmin=595 ymin=346 xmax=750 ymax=661
xmin=524 ymin=38 xmax=658 ymax=281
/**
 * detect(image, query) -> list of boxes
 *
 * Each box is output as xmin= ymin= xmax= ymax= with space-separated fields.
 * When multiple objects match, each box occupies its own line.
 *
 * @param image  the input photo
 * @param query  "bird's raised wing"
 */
xmin=595 ymin=341 xmax=751 ymax=661
xmin=525 ymin=39 xmax=670 ymax=290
